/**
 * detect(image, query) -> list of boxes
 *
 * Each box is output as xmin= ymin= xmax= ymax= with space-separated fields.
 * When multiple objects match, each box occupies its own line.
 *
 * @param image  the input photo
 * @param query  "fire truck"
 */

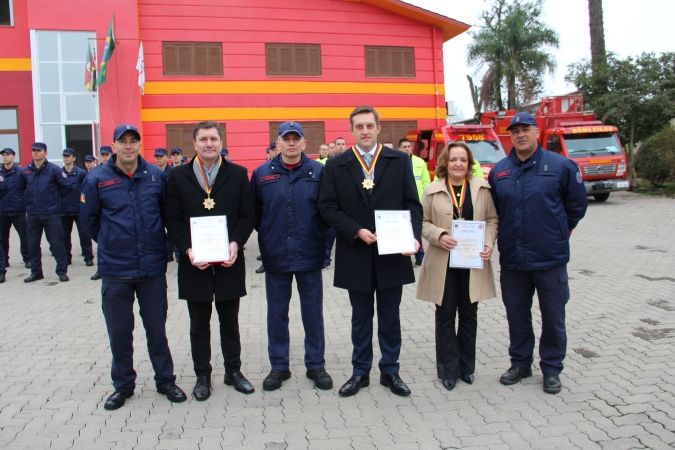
xmin=478 ymin=94 xmax=630 ymax=202
xmin=406 ymin=124 xmax=506 ymax=180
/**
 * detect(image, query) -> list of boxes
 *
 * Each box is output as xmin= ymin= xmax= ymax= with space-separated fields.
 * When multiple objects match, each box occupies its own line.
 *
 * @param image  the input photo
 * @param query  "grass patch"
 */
xmin=632 ymin=179 xmax=675 ymax=197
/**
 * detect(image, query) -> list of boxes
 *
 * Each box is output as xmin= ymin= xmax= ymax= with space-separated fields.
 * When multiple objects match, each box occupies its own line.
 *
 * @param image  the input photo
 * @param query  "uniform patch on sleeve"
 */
xmin=80 ymin=193 xmax=86 ymax=203
xmin=494 ymin=170 xmax=511 ymax=180
xmin=576 ymin=171 xmax=583 ymax=183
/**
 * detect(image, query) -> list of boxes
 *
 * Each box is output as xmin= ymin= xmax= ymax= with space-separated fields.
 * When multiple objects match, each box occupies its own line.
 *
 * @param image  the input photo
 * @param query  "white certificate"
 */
xmin=190 ymin=215 xmax=230 ymax=264
xmin=449 ymin=220 xmax=486 ymax=269
xmin=374 ymin=210 xmax=416 ymax=255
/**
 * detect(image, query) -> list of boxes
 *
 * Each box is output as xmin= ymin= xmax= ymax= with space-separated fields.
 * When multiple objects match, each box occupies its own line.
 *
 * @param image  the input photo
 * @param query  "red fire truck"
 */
xmin=406 ymin=124 xmax=507 ymax=180
xmin=478 ymin=94 xmax=630 ymax=202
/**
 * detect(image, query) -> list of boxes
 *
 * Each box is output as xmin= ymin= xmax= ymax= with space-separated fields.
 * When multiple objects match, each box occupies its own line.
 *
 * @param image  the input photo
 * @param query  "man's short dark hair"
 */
xmin=398 ymin=138 xmax=410 ymax=147
xmin=349 ymin=105 xmax=380 ymax=128
xmin=335 ymin=136 xmax=346 ymax=143
xmin=192 ymin=121 xmax=223 ymax=141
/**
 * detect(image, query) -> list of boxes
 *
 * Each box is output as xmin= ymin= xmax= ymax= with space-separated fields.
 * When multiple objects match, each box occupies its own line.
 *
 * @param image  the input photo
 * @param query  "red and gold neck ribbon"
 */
xmin=194 ymin=156 xmax=213 ymax=196
xmin=448 ymin=179 xmax=467 ymax=219
xmin=352 ymin=144 xmax=382 ymax=178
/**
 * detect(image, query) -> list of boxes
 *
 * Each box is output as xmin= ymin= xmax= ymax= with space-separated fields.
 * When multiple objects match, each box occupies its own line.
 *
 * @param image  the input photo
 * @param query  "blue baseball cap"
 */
xmin=278 ymin=121 xmax=304 ymax=138
xmin=170 ymin=147 xmax=182 ymax=155
xmin=62 ymin=148 xmax=75 ymax=156
xmin=113 ymin=124 xmax=141 ymax=142
xmin=32 ymin=142 xmax=47 ymax=151
xmin=220 ymin=147 xmax=229 ymax=157
xmin=99 ymin=146 xmax=112 ymax=155
xmin=84 ymin=155 xmax=96 ymax=162
xmin=154 ymin=147 xmax=168 ymax=157
xmin=506 ymin=112 xmax=537 ymax=131
xmin=0 ymin=147 xmax=15 ymax=155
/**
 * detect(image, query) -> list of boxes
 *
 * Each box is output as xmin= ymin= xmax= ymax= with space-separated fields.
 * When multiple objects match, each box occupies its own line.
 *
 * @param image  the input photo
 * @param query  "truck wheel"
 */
xmin=593 ymin=193 xmax=610 ymax=202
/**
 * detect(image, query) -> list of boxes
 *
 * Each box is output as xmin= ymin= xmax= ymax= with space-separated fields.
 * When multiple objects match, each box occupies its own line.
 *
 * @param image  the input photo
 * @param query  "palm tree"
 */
xmin=588 ymin=0 xmax=608 ymax=93
xmin=468 ymin=0 xmax=559 ymax=110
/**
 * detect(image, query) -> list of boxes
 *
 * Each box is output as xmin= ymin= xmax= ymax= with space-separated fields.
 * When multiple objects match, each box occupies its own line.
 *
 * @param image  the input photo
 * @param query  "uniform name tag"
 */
xmin=97 ymin=178 xmax=122 ymax=188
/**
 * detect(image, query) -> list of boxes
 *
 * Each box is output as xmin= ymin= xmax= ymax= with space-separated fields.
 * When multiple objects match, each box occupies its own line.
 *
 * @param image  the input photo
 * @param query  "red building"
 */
xmin=0 ymin=0 xmax=468 ymax=170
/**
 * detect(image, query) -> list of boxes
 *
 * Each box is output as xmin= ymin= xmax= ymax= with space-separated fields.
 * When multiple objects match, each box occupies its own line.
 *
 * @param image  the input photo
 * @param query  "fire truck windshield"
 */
xmin=564 ymin=133 xmax=623 ymax=156
xmin=466 ymin=140 xmax=507 ymax=164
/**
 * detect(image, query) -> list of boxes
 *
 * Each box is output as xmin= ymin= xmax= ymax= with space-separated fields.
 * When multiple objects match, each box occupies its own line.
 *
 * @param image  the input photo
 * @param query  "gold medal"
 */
xmin=203 ymin=196 xmax=215 ymax=210
xmin=362 ymin=178 xmax=375 ymax=190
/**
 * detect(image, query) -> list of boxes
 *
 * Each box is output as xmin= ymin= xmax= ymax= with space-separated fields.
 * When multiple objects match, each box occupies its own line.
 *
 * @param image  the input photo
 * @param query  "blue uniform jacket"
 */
xmin=488 ymin=146 xmax=587 ymax=271
xmin=59 ymin=165 xmax=87 ymax=214
xmin=0 ymin=163 xmax=26 ymax=215
xmin=80 ymin=156 xmax=168 ymax=278
xmin=251 ymin=153 xmax=327 ymax=273
xmin=22 ymin=160 xmax=67 ymax=216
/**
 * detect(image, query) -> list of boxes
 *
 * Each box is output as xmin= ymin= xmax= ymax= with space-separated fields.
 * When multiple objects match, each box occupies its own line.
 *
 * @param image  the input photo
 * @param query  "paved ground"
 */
xmin=0 ymin=191 xmax=674 ymax=449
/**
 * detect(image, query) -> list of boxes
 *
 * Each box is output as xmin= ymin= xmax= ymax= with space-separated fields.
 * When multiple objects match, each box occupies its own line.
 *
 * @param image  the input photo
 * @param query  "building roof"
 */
xmin=351 ymin=0 xmax=470 ymax=41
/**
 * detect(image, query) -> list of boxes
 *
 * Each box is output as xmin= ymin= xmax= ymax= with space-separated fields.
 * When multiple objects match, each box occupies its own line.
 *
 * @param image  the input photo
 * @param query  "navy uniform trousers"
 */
xmin=61 ymin=214 xmax=94 ymax=263
xmin=348 ymin=249 xmax=403 ymax=377
xmin=500 ymin=264 xmax=569 ymax=376
xmin=26 ymin=214 xmax=67 ymax=276
xmin=265 ymin=270 xmax=325 ymax=371
xmin=0 ymin=214 xmax=30 ymax=266
xmin=101 ymin=275 xmax=176 ymax=393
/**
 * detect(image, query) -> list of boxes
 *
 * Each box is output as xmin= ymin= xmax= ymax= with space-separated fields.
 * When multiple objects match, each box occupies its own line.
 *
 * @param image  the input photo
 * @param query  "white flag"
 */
xmin=136 ymin=41 xmax=145 ymax=95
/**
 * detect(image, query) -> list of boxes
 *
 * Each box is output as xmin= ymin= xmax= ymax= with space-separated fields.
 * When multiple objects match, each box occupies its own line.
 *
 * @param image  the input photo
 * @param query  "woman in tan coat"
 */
xmin=416 ymin=142 xmax=498 ymax=391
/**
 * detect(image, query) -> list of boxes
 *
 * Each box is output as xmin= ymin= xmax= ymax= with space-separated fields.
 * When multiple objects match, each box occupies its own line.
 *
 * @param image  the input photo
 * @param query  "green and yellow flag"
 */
xmin=96 ymin=18 xmax=115 ymax=86
xmin=85 ymin=43 xmax=97 ymax=92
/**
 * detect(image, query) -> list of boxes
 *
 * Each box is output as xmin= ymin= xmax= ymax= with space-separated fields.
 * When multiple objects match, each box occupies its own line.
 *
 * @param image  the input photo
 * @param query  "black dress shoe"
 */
xmin=255 ymin=264 xmax=265 ymax=274
xmin=192 ymin=376 xmax=211 ymax=401
xmin=85 ymin=259 xmax=94 ymax=267
xmin=225 ymin=371 xmax=254 ymax=394
xmin=103 ymin=390 xmax=133 ymax=410
xmin=58 ymin=274 xmax=69 ymax=282
xmin=380 ymin=373 xmax=411 ymax=397
xmin=262 ymin=370 xmax=291 ymax=391
xmin=543 ymin=374 xmax=562 ymax=394
xmin=24 ymin=261 xmax=31 ymax=269
xmin=499 ymin=367 xmax=532 ymax=385
xmin=461 ymin=373 xmax=475 ymax=385
xmin=0 ymin=273 xmax=5 ymax=283
xmin=306 ymin=368 xmax=333 ymax=390
xmin=256 ymin=255 xmax=262 ymax=261
xmin=91 ymin=271 xmax=101 ymax=280
xmin=338 ymin=375 xmax=370 ymax=397
xmin=24 ymin=273 xmax=44 ymax=283
xmin=441 ymin=379 xmax=456 ymax=391
xmin=157 ymin=382 xmax=187 ymax=403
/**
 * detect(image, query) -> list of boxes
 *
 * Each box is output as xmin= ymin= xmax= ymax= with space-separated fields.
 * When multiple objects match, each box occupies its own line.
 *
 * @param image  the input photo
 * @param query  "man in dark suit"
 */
xmin=318 ymin=105 xmax=422 ymax=397
xmin=165 ymin=121 xmax=256 ymax=401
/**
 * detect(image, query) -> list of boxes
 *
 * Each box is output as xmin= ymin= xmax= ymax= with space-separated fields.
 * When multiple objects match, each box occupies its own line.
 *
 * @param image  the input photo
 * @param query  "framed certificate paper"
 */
xmin=190 ymin=215 xmax=230 ymax=264
xmin=374 ymin=210 xmax=416 ymax=255
xmin=449 ymin=220 xmax=486 ymax=269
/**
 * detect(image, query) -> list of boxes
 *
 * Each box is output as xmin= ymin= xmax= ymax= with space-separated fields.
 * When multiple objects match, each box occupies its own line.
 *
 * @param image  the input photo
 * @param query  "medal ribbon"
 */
xmin=352 ymin=144 xmax=382 ymax=178
xmin=448 ymin=179 xmax=467 ymax=219
xmin=194 ymin=156 xmax=213 ymax=198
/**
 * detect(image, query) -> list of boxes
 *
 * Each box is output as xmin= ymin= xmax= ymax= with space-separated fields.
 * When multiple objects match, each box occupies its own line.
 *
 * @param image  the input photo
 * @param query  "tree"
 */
xmin=587 ymin=0 xmax=607 ymax=93
xmin=467 ymin=0 xmax=559 ymax=110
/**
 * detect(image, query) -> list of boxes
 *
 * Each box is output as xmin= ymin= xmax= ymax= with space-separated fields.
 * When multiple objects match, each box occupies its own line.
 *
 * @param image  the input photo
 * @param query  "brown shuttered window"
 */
xmin=266 ymin=43 xmax=322 ymax=76
xmin=165 ymin=123 xmax=227 ymax=160
xmin=364 ymin=46 xmax=415 ymax=78
xmin=163 ymin=42 xmax=223 ymax=76
xmin=269 ymin=121 xmax=325 ymax=156
xmin=378 ymin=121 xmax=418 ymax=148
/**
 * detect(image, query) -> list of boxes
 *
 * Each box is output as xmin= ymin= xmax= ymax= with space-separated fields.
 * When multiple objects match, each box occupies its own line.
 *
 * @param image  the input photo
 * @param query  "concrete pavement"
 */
xmin=0 ymin=191 xmax=674 ymax=449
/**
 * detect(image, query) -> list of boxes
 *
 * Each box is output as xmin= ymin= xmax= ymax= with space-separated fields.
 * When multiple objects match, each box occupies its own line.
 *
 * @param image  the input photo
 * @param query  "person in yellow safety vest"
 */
xmin=398 ymin=138 xmax=430 ymax=265
xmin=317 ymin=144 xmax=329 ymax=165
xmin=472 ymin=159 xmax=484 ymax=179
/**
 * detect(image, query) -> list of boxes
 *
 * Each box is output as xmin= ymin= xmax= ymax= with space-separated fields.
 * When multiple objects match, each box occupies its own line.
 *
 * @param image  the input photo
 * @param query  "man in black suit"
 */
xmin=318 ymin=105 xmax=422 ymax=397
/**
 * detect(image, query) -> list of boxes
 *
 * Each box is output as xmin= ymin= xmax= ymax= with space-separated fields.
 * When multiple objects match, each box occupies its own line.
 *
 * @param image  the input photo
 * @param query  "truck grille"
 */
xmin=583 ymin=164 xmax=616 ymax=176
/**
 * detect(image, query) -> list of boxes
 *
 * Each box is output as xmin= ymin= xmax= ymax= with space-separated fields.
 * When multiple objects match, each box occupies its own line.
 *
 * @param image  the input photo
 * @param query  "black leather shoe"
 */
xmin=499 ymin=367 xmax=532 ymax=385
xmin=441 ymin=379 xmax=456 ymax=391
xmin=380 ymin=373 xmax=411 ymax=397
xmin=157 ymin=382 xmax=187 ymax=403
xmin=255 ymin=264 xmax=265 ymax=274
xmin=58 ymin=274 xmax=69 ymax=282
xmin=262 ymin=370 xmax=291 ymax=391
xmin=24 ymin=273 xmax=44 ymax=283
xmin=91 ymin=271 xmax=101 ymax=280
xmin=24 ymin=261 xmax=31 ymax=269
xmin=225 ymin=371 xmax=254 ymax=394
xmin=461 ymin=373 xmax=475 ymax=385
xmin=103 ymin=390 xmax=133 ymax=410
xmin=306 ymin=368 xmax=333 ymax=390
xmin=192 ymin=376 xmax=211 ymax=401
xmin=0 ymin=273 xmax=5 ymax=283
xmin=85 ymin=259 xmax=94 ymax=266
xmin=338 ymin=375 xmax=369 ymax=397
xmin=543 ymin=374 xmax=561 ymax=394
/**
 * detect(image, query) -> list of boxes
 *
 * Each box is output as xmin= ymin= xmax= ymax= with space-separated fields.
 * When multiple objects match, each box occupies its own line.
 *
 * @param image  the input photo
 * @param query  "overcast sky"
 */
xmin=405 ymin=0 xmax=674 ymax=120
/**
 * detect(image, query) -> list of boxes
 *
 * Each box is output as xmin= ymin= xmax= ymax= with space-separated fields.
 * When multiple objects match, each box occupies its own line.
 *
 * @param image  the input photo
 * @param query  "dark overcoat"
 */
xmin=318 ymin=146 xmax=422 ymax=292
xmin=166 ymin=157 xmax=255 ymax=302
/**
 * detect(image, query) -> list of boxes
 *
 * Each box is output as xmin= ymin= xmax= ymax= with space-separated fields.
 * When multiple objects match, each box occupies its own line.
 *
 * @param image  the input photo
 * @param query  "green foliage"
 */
xmin=635 ymin=125 xmax=675 ymax=187
xmin=566 ymin=52 xmax=675 ymax=148
xmin=468 ymin=0 xmax=559 ymax=110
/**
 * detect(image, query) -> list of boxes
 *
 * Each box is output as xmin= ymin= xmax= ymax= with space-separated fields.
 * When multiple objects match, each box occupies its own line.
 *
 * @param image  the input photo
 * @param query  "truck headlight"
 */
xmin=617 ymin=163 xmax=626 ymax=176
